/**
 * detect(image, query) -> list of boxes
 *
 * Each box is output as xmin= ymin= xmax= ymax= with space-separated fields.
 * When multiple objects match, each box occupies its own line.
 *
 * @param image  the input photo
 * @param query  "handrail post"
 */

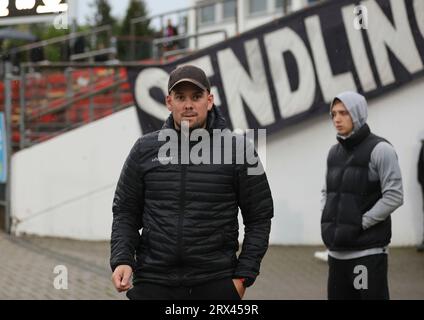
xmin=19 ymin=66 xmax=26 ymax=150
xmin=4 ymin=61 xmax=12 ymax=234
xmin=65 ymin=67 xmax=74 ymax=126
xmin=194 ymin=7 xmax=199 ymax=50
xmin=89 ymin=68 xmax=94 ymax=122
xmin=235 ymin=0 xmax=239 ymax=35
xmin=130 ymin=22 xmax=135 ymax=60
xmin=113 ymin=67 xmax=120 ymax=112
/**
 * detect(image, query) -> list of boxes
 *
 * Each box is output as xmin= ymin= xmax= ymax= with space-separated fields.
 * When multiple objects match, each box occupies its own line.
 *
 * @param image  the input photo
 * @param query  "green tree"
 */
xmin=40 ymin=25 xmax=69 ymax=61
xmin=91 ymin=0 xmax=116 ymax=27
xmin=119 ymin=0 xmax=153 ymax=60
xmin=120 ymin=0 xmax=153 ymax=37
xmin=90 ymin=0 xmax=118 ymax=48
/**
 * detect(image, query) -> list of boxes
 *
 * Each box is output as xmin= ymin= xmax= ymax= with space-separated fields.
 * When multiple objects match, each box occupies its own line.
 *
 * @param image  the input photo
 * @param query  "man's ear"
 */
xmin=166 ymin=95 xmax=173 ymax=112
xmin=207 ymin=93 xmax=214 ymax=111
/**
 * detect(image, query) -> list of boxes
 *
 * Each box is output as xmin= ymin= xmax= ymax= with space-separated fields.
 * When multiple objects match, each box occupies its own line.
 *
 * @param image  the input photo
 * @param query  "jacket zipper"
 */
xmin=333 ymin=151 xmax=354 ymax=245
xmin=177 ymin=164 xmax=186 ymax=285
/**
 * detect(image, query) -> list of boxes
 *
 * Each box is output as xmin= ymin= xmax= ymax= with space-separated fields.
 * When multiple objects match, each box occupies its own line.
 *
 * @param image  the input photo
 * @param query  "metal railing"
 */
xmin=70 ymin=47 xmax=117 ymax=62
xmin=130 ymin=0 xmax=239 ymax=60
xmin=152 ymin=29 xmax=228 ymax=60
xmin=6 ymin=61 xmax=136 ymax=150
xmin=3 ymin=62 xmax=13 ymax=233
xmin=3 ymin=25 xmax=115 ymax=68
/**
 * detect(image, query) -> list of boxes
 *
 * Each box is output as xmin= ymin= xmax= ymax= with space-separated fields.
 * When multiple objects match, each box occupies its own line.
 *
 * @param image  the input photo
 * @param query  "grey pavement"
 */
xmin=0 ymin=231 xmax=423 ymax=300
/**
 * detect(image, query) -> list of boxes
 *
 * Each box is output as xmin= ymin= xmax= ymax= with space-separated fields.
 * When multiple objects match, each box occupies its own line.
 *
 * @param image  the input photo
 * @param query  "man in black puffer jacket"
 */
xmin=110 ymin=65 xmax=274 ymax=300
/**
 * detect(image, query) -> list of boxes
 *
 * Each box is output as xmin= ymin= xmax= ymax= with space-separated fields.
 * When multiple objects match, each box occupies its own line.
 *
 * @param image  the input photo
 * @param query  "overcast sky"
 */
xmin=77 ymin=0 xmax=189 ymax=28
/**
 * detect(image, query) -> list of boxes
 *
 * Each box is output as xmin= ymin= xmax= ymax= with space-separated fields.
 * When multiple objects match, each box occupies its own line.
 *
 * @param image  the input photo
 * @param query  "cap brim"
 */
xmin=168 ymin=78 xmax=208 ymax=93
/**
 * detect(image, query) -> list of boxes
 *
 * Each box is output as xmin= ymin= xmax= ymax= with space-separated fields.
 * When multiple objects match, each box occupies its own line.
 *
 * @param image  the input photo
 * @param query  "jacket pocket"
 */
xmin=141 ymin=227 xmax=150 ymax=249
xmin=220 ymin=231 xmax=239 ymax=251
xmin=228 ymin=278 xmax=242 ymax=300
xmin=333 ymin=224 xmax=362 ymax=247
xmin=220 ymin=232 xmax=226 ymax=250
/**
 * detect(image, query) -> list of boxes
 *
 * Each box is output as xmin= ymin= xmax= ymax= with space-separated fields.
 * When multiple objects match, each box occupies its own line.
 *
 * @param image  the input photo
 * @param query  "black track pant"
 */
xmin=126 ymin=277 xmax=241 ymax=300
xmin=328 ymin=254 xmax=389 ymax=300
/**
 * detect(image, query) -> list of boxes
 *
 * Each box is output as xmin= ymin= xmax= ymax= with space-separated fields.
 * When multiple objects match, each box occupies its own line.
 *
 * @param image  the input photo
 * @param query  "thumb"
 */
xmin=121 ymin=269 xmax=131 ymax=286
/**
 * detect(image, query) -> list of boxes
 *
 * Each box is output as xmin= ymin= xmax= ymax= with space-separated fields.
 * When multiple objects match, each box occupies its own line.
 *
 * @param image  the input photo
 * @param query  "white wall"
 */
xmin=11 ymin=78 xmax=424 ymax=245
xmin=11 ymin=107 xmax=142 ymax=240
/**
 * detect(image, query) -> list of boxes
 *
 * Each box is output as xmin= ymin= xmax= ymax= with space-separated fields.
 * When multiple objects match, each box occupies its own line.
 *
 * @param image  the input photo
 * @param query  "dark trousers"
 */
xmin=328 ymin=254 xmax=389 ymax=300
xmin=126 ymin=277 xmax=241 ymax=300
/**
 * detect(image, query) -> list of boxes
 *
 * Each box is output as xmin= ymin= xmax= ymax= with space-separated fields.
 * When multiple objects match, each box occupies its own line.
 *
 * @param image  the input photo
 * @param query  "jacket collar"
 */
xmin=337 ymin=123 xmax=371 ymax=150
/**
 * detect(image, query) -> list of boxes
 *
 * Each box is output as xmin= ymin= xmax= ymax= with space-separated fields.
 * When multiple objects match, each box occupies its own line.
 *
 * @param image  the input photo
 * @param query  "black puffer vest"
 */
xmin=321 ymin=124 xmax=391 ymax=251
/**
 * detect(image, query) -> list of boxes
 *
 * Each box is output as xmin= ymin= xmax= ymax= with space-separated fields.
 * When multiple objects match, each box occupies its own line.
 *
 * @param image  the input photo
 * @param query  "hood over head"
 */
xmin=330 ymin=91 xmax=368 ymax=132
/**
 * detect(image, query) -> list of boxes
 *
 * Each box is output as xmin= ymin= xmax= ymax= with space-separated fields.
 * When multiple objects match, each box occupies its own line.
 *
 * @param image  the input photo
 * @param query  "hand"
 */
xmin=232 ymin=279 xmax=246 ymax=299
xmin=111 ymin=265 xmax=133 ymax=292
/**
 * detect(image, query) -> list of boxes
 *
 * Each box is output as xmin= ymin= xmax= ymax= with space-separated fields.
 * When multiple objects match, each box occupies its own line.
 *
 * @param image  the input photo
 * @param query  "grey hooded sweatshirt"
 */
xmin=321 ymin=91 xmax=404 ymax=260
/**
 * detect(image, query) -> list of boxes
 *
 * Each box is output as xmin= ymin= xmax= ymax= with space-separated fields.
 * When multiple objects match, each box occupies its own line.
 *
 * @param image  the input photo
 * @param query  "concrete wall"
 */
xmin=11 ymin=107 xmax=142 ymax=240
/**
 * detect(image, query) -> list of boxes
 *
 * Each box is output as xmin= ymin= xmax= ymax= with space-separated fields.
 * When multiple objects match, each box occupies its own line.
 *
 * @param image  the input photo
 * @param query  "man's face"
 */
xmin=331 ymin=101 xmax=354 ymax=136
xmin=166 ymin=82 xmax=214 ymax=130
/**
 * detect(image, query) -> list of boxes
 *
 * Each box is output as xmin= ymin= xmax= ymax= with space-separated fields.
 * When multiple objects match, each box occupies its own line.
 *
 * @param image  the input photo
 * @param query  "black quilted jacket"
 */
xmin=110 ymin=106 xmax=273 ymax=287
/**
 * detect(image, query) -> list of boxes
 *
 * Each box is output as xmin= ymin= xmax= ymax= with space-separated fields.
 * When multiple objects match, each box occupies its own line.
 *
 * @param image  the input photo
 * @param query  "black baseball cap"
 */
xmin=168 ymin=65 xmax=211 ymax=94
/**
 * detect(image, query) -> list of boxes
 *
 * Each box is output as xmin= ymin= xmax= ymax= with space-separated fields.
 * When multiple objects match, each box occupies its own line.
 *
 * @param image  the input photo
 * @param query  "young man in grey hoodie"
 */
xmin=321 ymin=91 xmax=403 ymax=300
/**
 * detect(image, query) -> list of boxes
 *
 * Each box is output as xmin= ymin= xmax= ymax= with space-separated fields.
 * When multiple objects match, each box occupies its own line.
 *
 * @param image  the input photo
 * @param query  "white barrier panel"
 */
xmin=11 ymin=107 xmax=142 ymax=240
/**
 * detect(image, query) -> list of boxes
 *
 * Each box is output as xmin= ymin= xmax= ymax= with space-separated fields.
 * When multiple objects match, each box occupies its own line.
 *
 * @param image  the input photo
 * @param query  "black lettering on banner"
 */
xmin=127 ymin=0 xmax=424 ymax=135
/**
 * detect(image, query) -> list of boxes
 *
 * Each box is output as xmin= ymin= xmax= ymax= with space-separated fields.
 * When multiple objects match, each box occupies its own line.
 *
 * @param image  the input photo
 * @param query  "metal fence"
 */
xmin=1 ymin=61 xmax=140 ymax=151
